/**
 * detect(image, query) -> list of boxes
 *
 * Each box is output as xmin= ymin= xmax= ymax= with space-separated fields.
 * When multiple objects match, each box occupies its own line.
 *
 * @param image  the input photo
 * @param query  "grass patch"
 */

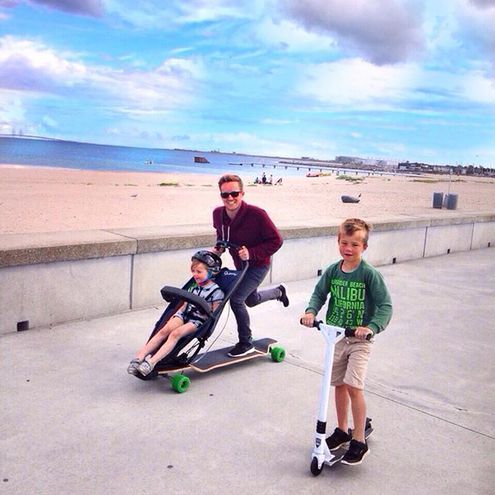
xmin=337 ymin=175 xmax=365 ymax=183
xmin=410 ymin=178 xmax=466 ymax=184
xmin=158 ymin=181 xmax=179 ymax=187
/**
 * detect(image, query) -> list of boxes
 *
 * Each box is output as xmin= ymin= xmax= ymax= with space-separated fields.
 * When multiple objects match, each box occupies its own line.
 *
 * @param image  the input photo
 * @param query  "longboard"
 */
xmin=156 ymin=337 xmax=284 ymax=375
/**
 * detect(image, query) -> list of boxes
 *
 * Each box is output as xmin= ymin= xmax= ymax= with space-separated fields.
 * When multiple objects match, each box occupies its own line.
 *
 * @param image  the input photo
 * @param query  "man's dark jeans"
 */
xmin=229 ymin=265 xmax=281 ymax=344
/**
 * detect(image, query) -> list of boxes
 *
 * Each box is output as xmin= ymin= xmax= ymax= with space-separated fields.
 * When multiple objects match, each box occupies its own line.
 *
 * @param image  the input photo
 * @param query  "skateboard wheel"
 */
xmin=310 ymin=457 xmax=323 ymax=476
xmin=270 ymin=346 xmax=285 ymax=362
xmin=170 ymin=374 xmax=190 ymax=393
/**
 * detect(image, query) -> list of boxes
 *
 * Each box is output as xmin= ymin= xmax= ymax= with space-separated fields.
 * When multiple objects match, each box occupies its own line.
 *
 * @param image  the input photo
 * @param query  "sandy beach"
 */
xmin=1 ymin=164 xmax=494 ymax=235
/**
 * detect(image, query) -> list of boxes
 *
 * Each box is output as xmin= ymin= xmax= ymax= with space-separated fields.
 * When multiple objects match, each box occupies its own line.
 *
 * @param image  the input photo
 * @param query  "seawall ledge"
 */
xmin=1 ymin=212 xmax=494 ymax=268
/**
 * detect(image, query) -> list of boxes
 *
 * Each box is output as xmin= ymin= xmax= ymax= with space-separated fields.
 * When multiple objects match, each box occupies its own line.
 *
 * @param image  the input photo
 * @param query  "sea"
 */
xmin=0 ymin=136 xmax=320 ymax=178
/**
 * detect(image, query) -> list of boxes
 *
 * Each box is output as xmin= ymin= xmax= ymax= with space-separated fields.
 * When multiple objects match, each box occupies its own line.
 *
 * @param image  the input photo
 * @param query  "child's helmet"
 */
xmin=191 ymin=250 xmax=222 ymax=275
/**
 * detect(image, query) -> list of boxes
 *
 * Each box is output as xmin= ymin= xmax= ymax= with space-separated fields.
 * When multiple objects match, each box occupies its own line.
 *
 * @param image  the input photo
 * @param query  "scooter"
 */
xmin=304 ymin=320 xmax=373 ymax=476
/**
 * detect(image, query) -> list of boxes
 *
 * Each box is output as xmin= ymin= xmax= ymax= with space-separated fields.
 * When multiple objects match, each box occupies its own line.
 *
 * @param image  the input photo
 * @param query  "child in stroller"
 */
xmin=127 ymin=250 xmax=224 ymax=377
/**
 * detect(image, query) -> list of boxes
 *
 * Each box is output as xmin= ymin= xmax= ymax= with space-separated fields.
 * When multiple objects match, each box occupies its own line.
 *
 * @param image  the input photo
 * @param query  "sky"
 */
xmin=0 ymin=0 xmax=494 ymax=166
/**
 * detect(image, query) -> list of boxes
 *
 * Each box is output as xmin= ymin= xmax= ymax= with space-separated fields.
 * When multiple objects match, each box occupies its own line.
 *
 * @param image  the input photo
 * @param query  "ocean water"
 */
xmin=0 ymin=136 xmax=309 ymax=177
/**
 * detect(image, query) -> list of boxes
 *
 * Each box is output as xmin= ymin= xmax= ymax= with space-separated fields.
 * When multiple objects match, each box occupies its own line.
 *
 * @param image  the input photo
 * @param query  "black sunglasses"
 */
xmin=220 ymin=191 xmax=241 ymax=199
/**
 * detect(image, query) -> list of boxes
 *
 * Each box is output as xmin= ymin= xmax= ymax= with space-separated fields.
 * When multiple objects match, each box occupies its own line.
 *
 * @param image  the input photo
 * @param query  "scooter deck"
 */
xmin=156 ymin=338 xmax=278 ymax=374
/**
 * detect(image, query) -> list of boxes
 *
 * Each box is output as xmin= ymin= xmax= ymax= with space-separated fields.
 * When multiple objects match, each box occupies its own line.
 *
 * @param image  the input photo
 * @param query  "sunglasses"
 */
xmin=220 ymin=191 xmax=241 ymax=199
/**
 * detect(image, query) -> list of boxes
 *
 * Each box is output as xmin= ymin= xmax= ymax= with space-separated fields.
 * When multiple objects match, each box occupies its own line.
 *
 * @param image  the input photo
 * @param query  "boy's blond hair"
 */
xmin=339 ymin=218 xmax=372 ymax=245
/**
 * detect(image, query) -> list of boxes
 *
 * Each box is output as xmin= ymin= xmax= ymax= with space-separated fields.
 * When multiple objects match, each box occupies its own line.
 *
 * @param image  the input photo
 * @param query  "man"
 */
xmin=213 ymin=174 xmax=289 ymax=357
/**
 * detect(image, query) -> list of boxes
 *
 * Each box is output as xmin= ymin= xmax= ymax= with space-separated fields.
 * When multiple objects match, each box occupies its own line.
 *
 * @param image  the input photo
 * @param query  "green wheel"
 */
xmin=270 ymin=346 xmax=286 ymax=362
xmin=170 ymin=374 xmax=190 ymax=393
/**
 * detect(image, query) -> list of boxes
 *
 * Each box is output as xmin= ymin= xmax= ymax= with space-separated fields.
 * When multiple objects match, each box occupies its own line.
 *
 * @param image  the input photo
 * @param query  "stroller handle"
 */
xmin=215 ymin=240 xmax=240 ymax=251
xmin=215 ymin=240 xmax=249 ymax=269
xmin=300 ymin=319 xmax=371 ymax=340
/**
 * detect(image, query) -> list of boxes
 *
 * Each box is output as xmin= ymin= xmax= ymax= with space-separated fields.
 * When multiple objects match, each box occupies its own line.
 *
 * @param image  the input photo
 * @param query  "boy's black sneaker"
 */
xmin=326 ymin=427 xmax=351 ymax=451
xmin=228 ymin=342 xmax=255 ymax=357
xmin=278 ymin=284 xmax=290 ymax=307
xmin=341 ymin=439 xmax=369 ymax=465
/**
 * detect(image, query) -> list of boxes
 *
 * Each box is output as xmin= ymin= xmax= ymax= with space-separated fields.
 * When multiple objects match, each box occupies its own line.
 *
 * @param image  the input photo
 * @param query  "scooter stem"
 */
xmin=314 ymin=323 xmax=347 ymax=456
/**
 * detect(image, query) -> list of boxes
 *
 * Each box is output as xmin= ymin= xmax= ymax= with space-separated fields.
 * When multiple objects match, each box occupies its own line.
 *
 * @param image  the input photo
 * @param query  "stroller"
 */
xmin=135 ymin=242 xmax=285 ymax=392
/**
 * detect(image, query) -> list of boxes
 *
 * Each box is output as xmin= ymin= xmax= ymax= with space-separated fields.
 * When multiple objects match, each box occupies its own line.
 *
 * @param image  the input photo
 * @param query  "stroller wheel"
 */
xmin=270 ymin=346 xmax=286 ymax=363
xmin=170 ymin=374 xmax=190 ymax=393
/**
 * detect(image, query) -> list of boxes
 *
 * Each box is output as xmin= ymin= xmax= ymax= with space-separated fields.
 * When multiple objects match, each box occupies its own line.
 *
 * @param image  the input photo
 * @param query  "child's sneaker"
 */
xmin=325 ymin=427 xmax=351 ymax=451
xmin=341 ymin=439 xmax=369 ymax=465
xmin=127 ymin=358 xmax=142 ymax=375
xmin=137 ymin=356 xmax=155 ymax=376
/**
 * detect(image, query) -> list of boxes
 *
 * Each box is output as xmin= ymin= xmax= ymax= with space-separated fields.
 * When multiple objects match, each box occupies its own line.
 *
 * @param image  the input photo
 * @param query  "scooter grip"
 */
xmin=345 ymin=327 xmax=372 ymax=340
xmin=299 ymin=318 xmax=321 ymax=329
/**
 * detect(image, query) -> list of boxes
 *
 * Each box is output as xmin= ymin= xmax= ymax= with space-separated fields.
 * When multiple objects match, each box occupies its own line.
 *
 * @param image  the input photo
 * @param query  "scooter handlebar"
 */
xmin=300 ymin=318 xmax=372 ymax=340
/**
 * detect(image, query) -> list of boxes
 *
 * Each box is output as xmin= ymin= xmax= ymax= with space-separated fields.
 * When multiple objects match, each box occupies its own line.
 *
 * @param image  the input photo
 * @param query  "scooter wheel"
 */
xmin=310 ymin=457 xmax=323 ymax=476
xmin=170 ymin=374 xmax=190 ymax=393
xmin=270 ymin=346 xmax=286 ymax=362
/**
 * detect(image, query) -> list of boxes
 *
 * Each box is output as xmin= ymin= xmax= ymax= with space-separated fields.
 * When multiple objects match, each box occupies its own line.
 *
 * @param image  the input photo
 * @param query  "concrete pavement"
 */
xmin=1 ymin=248 xmax=494 ymax=494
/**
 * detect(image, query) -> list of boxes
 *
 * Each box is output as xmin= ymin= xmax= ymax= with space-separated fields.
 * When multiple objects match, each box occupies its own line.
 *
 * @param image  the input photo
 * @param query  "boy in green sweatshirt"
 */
xmin=301 ymin=218 xmax=392 ymax=465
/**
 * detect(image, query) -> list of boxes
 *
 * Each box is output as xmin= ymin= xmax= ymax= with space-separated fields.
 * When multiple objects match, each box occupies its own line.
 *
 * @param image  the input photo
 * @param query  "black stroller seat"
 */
xmin=145 ymin=265 xmax=247 ymax=375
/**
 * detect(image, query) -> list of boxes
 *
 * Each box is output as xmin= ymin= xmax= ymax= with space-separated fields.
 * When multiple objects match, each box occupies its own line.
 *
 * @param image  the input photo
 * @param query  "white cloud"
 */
xmin=277 ymin=0 xmax=425 ymax=65
xmin=460 ymin=71 xmax=495 ymax=103
xmin=459 ymin=0 xmax=495 ymax=64
xmin=297 ymin=58 xmax=418 ymax=108
xmin=0 ymin=36 xmax=203 ymax=113
xmin=197 ymin=130 xmax=317 ymax=158
xmin=103 ymin=0 xmax=262 ymax=29
xmin=297 ymin=57 xmax=495 ymax=110
xmin=255 ymin=16 xmax=338 ymax=53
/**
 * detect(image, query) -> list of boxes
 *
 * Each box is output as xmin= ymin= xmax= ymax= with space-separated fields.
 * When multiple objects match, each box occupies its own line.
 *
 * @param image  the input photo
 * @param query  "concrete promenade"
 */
xmin=1 ymin=248 xmax=494 ymax=494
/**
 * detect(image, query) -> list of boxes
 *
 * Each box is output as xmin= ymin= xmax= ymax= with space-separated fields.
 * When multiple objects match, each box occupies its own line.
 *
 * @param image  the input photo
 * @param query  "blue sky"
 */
xmin=1 ymin=0 xmax=494 ymax=166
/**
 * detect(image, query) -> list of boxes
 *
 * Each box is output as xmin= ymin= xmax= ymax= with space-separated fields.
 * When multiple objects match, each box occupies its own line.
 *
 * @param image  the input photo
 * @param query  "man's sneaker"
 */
xmin=127 ymin=358 xmax=142 ymax=375
xmin=326 ymin=427 xmax=352 ymax=451
xmin=341 ymin=439 xmax=369 ymax=465
xmin=278 ymin=284 xmax=290 ymax=307
xmin=228 ymin=342 xmax=255 ymax=357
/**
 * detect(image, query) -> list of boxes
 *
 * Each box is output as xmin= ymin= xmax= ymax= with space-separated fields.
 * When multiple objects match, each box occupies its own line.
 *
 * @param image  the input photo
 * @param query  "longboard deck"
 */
xmin=156 ymin=338 xmax=277 ymax=375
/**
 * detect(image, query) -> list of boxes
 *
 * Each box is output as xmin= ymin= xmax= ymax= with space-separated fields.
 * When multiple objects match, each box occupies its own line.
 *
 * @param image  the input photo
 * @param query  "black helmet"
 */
xmin=191 ymin=250 xmax=222 ymax=275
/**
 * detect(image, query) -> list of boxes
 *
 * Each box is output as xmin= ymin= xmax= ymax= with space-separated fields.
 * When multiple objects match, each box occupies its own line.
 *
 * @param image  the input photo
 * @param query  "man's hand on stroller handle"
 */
xmin=214 ymin=240 xmax=249 ymax=261
xmin=237 ymin=246 xmax=250 ymax=261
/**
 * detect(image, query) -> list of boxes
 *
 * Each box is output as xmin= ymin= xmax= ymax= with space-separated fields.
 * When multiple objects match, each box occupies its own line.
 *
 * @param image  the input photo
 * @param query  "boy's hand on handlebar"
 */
xmin=238 ymin=246 xmax=250 ymax=261
xmin=354 ymin=326 xmax=373 ymax=339
xmin=301 ymin=313 xmax=315 ymax=327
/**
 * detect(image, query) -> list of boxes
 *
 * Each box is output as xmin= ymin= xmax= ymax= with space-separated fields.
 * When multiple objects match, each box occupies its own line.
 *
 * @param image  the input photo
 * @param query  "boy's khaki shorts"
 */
xmin=331 ymin=337 xmax=373 ymax=390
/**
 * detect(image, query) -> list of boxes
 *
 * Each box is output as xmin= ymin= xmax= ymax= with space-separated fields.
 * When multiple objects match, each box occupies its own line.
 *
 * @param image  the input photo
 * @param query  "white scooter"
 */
xmin=304 ymin=320 xmax=373 ymax=476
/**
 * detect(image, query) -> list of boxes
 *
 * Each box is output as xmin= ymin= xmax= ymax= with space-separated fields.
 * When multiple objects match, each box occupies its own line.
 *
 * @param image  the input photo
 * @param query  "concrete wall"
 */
xmin=1 ymin=214 xmax=493 ymax=335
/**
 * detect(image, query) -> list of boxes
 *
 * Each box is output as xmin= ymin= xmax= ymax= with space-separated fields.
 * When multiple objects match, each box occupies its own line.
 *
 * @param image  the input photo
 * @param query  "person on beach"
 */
xmin=300 ymin=218 xmax=392 ymax=465
xmin=213 ymin=173 xmax=289 ymax=357
xmin=127 ymin=251 xmax=224 ymax=376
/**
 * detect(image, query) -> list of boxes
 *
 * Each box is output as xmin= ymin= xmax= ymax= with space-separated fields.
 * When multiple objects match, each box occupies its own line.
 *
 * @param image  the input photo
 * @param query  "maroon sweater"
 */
xmin=213 ymin=201 xmax=283 ymax=269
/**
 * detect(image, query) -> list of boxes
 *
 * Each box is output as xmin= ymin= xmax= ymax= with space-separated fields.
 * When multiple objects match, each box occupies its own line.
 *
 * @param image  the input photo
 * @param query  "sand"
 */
xmin=1 ymin=164 xmax=494 ymax=235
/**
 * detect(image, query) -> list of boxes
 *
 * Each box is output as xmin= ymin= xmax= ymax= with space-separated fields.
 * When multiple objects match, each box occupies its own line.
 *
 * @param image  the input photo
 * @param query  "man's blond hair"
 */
xmin=218 ymin=174 xmax=244 ymax=191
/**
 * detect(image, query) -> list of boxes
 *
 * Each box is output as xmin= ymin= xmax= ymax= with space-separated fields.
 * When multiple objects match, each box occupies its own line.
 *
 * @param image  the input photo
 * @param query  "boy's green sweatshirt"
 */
xmin=305 ymin=259 xmax=392 ymax=335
